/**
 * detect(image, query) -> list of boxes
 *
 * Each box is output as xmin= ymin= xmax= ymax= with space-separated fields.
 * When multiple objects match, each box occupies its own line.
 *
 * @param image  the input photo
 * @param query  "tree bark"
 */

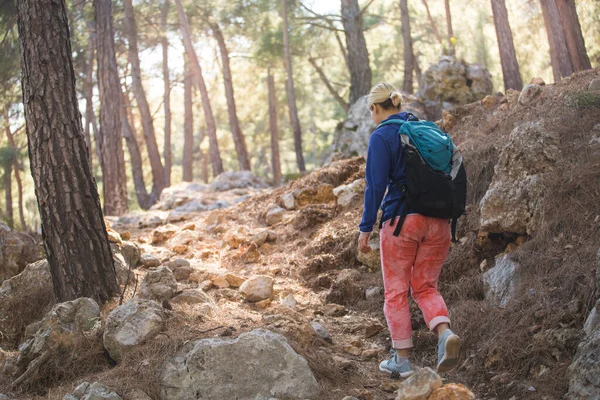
xmin=16 ymin=0 xmax=119 ymax=303
xmin=491 ymin=0 xmax=523 ymax=91
xmin=556 ymin=0 xmax=591 ymax=72
xmin=420 ymin=0 xmax=443 ymax=46
xmin=121 ymin=89 xmax=150 ymax=210
xmin=211 ymin=22 xmax=251 ymax=171
xmin=161 ymin=0 xmax=172 ymax=187
xmin=123 ymin=0 xmax=165 ymax=203
xmin=3 ymin=158 xmax=13 ymax=229
xmin=444 ymin=0 xmax=455 ymax=56
xmin=267 ymin=68 xmax=282 ymax=186
xmin=308 ymin=57 xmax=348 ymax=112
xmin=95 ymin=0 xmax=129 ymax=216
xmin=341 ymin=0 xmax=372 ymax=105
xmin=400 ymin=0 xmax=414 ymax=94
xmin=540 ymin=0 xmax=573 ymax=81
xmin=3 ymin=110 xmax=26 ymax=231
xmin=183 ymin=54 xmax=194 ymax=182
xmin=174 ymin=0 xmax=224 ymax=177
xmin=282 ymin=0 xmax=306 ymax=173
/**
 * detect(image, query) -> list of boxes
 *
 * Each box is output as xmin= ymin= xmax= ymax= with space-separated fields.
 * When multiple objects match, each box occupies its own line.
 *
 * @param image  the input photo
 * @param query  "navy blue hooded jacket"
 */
xmin=359 ymin=112 xmax=418 ymax=233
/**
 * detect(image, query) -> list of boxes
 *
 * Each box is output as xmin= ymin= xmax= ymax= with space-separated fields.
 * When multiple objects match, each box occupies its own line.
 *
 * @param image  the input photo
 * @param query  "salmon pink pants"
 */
xmin=379 ymin=214 xmax=451 ymax=349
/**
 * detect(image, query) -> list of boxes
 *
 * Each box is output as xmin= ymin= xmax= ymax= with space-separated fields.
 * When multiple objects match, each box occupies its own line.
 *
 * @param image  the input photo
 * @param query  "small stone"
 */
xmin=481 ymin=95 xmax=499 ymax=110
xmin=518 ymin=84 xmax=543 ymax=106
xmin=588 ymin=78 xmax=600 ymax=92
xmin=364 ymin=324 xmax=383 ymax=338
xmin=269 ymin=266 xmax=281 ymax=275
xmin=139 ymin=253 xmax=161 ymax=269
xmin=173 ymin=266 xmax=193 ymax=281
xmin=171 ymin=245 xmax=188 ymax=254
xmin=429 ymin=383 xmax=475 ymax=400
xmin=322 ymin=303 xmax=347 ymax=317
xmin=311 ymin=321 xmax=333 ymax=343
xmin=280 ymin=294 xmax=297 ymax=308
xmin=255 ymin=299 xmax=271 ymax=309
xmin=281 ymin=193 xmax=296 ymax=210
xmin=381 ymin=380 xmax=401 ymax=393
xmin=200 ymin=280 xmax=213 ymax=291
xmin=139 ymin=266 xmax=178 ymax=302
xmin=241 ymin=244 xmax=260 ymax=264
xmin=442 ymin=110 xmax=456 ymax=131
xmin=119 ymin=231 xmax=131 ymax=240
xmin=361 ymin=349 xmax=379 ymax=360
xmin=151 ymin=224 xmax=178 ymax=244
xmin=165 ymin=258 xmax=191 ymax=270
xmin=182 ymin=223 xmax=196 ymax=231
xmin=365 ymin=286 xmax=383 ymax=301
xmin=266 ymin=206 xmax=285 ymax=226
xmin=211 ymin=274 xmax=230 ymax=289
xmin=530 ymin=77 xmax=545 ymax=86
xmin=171 ymin=289 xmax=215 ymax=306
xmin=188 ymin=270 xmax=209 ymax=283
xmin=239 ymin=275 xmax=274 ymax=302
xmin=357 ymin=238 xmax=381 ymax=269
xmin=343 ymin=345 xmax=362 ymax=356
xmin=107 ymin=229 xmax=123 ymax=244
xmin=249 ymin=230 xmax=269 ymax=247
xmin=225 ymin=273 xmax=246 ymax=288
xmin=395 ymin=367 xmax=442 ymax=400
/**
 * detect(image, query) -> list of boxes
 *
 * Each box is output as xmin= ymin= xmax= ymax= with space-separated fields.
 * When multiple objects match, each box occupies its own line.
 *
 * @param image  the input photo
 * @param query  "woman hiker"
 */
xmin=357 ymin=82 xmax=461 ymax=378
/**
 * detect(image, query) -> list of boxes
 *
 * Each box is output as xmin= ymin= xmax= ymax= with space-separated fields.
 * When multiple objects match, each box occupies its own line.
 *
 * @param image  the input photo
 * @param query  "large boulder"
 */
xmin=0 ymin=225 xmax=43 ymax=281
xmin=63 ymin=382 xmax=122 ymax=400
xmin=482 ymin=254 xmax=521 ymax=308
xmin=139 ymin=266 xmax=178 ymax=302
xmin=418 ymin=56 xmax=493 ymax=105
xmin=103 ymin=299 xmax=166 ymax=362
xmin=0 ymin=260 xmax=55 ymax=343
xmin=210 ymin=171 xmax=269 ymax=192
xmin=480 ymin=120 xmax=559 ymax=235
xmin=159 ymin=329 xmax=320 ymax=400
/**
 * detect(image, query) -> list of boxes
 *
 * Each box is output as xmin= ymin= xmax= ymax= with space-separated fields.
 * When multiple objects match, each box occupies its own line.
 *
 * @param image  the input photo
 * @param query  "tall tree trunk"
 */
xmin=540 ymin=0 xmax=573 ymax=81
xmin=267 ymin=68 xmax=282 ymax=185
xmin=3 ymin=109 xmax=26 ymax=231
xmin=95 ymin=0 xmax=129 ymax=216
xmin=400 ymin=0 xmax=414 ymax=94
xmin=420 ymin=0 xmax=443 ymax=46
xmin=123 ymin=0 xmax=165 ymax=203
xmin=161 ymin=0 xmax=172 ymax=187
xmin=308 ymin=57 xmax=348 ymax=112
xmin=17 ymin=0 xmax=119 ymax=303
xmin=211 ymin=22 xmax=251 ymax=171
xmin=174 ymin=0 xmax=224 ymax=177
xmin=491 ymin=0 xmax=523 ymax=91
xmin=414 ymin=52 xmax=422 ymax=86
xmin=444 ymin=0 xmax=455 ymax=56
xmin=121 ymin=89 xmax=150 ymax=210
xmin=340 ymin=0 xmax=372 ymax=105
xmin=3 ymin=161 xmax=13 ymax=229
xmin=182 ymin=54 xmax=194 ymax=182
xmin=282 ymin=0 xmax=306 ymax=173
xmin=556 ymin=0 xmax=591 ymax=72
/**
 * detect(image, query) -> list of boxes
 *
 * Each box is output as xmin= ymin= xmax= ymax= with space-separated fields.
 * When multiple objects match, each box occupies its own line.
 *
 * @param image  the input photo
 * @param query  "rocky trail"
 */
xmin=1 ymin=68 xmax=599 ymax=400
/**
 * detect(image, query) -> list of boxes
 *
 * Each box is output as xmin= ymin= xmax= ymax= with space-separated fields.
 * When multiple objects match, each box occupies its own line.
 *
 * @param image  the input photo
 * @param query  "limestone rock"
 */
xmin=518 ymin=84 xmax=543 ymax=106
xmin=120 ymin=241 xmax=141 ymax=269
xmin=357 ymin=236 xmax=381 ymax=269
xmin=171 ymin=289 xmax=215 ymax=307
xmin=280 ymin=294 xmax=297 ymax=308
xmin=159 ymin=329 xmax=320 ymax=400
xmin=139 ymin=253 xmax=161 ymax=269
xmin=589 ymin=78 xmax=600 ymax=92
xmin=210 ymin=171 xmax=269 ymax=192
xmin=111 ymin=244 xmax=133 ymax=286
xmin=281 ymin=193 xmax=296 ymax=210
xmin=483 ymin=254 xmax=521 ymax=308
xmin=151 ymin=224 xmax=179 ymax=244
xmin=566 ymin=313 xmax=600 ymax=399
xmin=428 ymin=384 xmax=475 ymax=400
xmin=480 ymin=120 xmax=559 ymax=235
xmin=333 ymin=179 xmax=365 ymax=208
xmin=240 ymin=275 xmax=274 ymax=302
xmin=211 ymin=274 xmax=230 ymax=288
xmin=295 ymin=184 xmax=335 ymax=207
xmin=265 ymin=207 xmax=285 ymax=226
xmin=311 ymin=321 xmax=333 ymax=343
xmin=395 ymin=367 xmax=442 ymax=400
xmin=173 ymin=266 xmax=193 ymax=281
xmin=139 ymin=266 xmax=177 ymax=302
xmin=531 ymin=77 xmax=546 ymax=86
xmin=165 ymin=258 xmax=191 ymax=271
xmin=103 ymin=299 xmax=166 ymax=362
xmin=225 ymin=273 xmax=246 ymax=288
xmin=63 ymin=382 xmax=122 ymax=400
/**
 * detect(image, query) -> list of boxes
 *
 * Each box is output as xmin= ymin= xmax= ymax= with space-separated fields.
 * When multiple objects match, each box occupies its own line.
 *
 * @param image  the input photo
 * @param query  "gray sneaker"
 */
xmin=379 ymin=350 xmax=415 ymax=379
xmin=436 ymin=329 xmax=461 ymax=373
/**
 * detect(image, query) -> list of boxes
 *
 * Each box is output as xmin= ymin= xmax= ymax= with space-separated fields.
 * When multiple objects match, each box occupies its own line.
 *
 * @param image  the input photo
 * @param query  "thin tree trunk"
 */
xmin=444 ymin=0 xmax=455 ymax=56
xmin=556 ymin=0 xmax=591 ymax=72
xmin=540 ymin=0 xmax=573 ymax=81
xmin=282 ymin=0 xmax=306 ymax=172
xmin=341 ymin=0 xmax=372 ymax=105
xmin=121 ymin=89 xmax=150 ymax=210
xmin=123 ymin=0 xmax=165 ymax=203
xmin=414 ymin=51 xmax=422 ymax=86
xmin=420 ymin=0 xmax=443 ymax=46
xmin=95 ymin=0 xmax=129 ymax=216
xmin=17 ymin=0 xmax=119 ymax=302
xmin=267 ymin=68 xmax=282 ymax=185
xmin=308 ymin=57 xmax=348 ymax=112
xmin=174 ymin=0 xmax=224 ymax=177
xmin=491 ymin=0 xmax=523 ymax=91
xmin=183 ymin=54 xmax=194 ymax=182
xmin=161 ymin=0 xmax=172 ymax=187
xmin=400 ymin=0 xmax=414 ymax=94
xmin=3 ymin=109 xmax=26 ymax=230
xmin=3 ymin=160 xmax=13 ymax=229
xmin=211 ymin=22 xmax=251 ymax=171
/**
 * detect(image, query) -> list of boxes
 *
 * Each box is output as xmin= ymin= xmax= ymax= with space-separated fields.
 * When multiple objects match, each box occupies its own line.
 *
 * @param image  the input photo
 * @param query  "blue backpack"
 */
xmin=378 ymin=117 xmax=467 ymax=241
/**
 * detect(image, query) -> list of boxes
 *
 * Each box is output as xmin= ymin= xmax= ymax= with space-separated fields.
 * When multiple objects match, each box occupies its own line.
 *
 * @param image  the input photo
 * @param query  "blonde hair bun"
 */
xmin=367 ymin=82 xmax=402 ymax=110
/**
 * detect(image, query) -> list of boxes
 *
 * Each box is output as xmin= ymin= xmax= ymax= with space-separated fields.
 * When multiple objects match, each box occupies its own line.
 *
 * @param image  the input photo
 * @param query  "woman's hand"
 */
xmin=358 ymin=231 xmax=372 ymax=253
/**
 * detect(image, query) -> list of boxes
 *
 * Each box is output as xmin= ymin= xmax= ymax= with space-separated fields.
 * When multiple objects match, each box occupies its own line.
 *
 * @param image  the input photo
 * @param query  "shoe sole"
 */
xmin=437 ymin=334 xmax=461 ymax=373
xmin=379 ymin=364 xmax=414 ymax=379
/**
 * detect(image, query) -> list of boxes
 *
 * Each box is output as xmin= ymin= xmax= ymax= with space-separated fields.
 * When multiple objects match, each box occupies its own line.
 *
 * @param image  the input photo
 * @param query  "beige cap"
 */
xmin=366 ymin=82 xmax=402 ymax=110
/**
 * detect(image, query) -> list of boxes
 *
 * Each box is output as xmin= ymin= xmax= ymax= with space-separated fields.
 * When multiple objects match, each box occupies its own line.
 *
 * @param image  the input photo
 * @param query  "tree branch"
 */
xmin=359 ymin=0 xmax=377 ymax=17
xmin=308 ymin=57 xmax=349 ymax=112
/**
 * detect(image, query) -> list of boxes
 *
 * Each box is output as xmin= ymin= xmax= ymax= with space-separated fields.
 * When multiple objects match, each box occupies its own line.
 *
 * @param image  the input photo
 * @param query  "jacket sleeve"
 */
xmin=359 ymin=132 xmax=391 ymax=232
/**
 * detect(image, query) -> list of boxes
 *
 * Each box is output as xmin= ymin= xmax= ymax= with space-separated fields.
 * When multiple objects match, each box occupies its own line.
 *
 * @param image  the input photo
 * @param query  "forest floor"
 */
xmin=2 ymin=69 xmax=599 ymax=400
